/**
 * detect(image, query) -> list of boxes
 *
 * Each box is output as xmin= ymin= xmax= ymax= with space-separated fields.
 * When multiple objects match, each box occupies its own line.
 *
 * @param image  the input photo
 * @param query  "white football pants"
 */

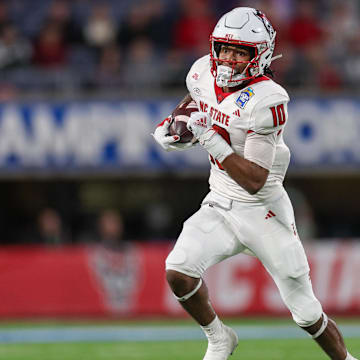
xmin=166 ymin=189 xmax=323 ymax=327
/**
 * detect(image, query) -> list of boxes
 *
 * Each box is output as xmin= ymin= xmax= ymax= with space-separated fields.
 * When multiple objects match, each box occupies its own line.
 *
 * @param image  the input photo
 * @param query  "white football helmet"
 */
xmin=210 ymin=7 xmax=279 ymax=87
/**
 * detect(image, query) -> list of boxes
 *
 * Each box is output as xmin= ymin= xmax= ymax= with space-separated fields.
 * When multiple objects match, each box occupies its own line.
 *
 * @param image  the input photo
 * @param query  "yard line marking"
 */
xmin=0 ymin=325 xmax=358 ymax=344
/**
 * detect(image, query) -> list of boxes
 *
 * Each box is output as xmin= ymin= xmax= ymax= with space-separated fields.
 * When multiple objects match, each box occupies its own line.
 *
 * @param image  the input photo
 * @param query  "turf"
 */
xmin=0 ymin=338 xmax=359 ymax=360
xmin=0 ymin=316 xmax=358 ymax=328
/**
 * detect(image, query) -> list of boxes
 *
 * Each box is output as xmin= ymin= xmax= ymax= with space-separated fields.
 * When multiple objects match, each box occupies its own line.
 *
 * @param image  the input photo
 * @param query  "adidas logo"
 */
xmin=265 ymin=210 xmax=276 ymax=219
xmin=232 ymin=109 xmax=241 ymax=117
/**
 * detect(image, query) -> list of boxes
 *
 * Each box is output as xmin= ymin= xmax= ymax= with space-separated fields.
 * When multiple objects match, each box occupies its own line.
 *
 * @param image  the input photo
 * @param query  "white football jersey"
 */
xmin=186 ymin=55 xmax=291 ymax=202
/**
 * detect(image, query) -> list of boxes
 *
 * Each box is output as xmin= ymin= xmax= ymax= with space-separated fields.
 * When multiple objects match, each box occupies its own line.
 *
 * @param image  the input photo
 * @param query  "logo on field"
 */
xmin=236 ymin=87 xmax=255 ymax=109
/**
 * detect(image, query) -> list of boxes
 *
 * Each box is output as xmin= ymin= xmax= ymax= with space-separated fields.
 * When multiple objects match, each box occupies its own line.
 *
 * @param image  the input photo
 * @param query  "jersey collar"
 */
xmin=214 ymin=81 xmax=234 ymax=104
xmin=214 ymin=76 xmax=270 ymax=104
xmin=248 ymin=75 xmax=270 ymax=86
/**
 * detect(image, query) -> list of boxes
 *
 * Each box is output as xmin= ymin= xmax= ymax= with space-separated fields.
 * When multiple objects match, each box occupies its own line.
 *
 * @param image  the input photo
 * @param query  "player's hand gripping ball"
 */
xmin=186 ymin=111 xmax=213 ymax=142
xmin=152 ymin=98 xmax=200 ymax=151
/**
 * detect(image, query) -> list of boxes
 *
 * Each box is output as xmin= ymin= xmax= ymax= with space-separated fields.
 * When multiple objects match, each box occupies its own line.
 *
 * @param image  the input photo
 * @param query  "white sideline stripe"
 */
xmin=0 ymin=325 xmax=358 ymax=344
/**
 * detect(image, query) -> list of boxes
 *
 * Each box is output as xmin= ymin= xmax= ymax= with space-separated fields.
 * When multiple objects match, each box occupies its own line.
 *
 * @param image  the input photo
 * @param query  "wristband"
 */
xmin=200 ymin=130 xmax=234 ymax=163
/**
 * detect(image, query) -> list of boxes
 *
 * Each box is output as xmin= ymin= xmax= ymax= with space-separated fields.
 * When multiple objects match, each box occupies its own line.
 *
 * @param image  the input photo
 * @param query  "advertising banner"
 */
xmin=0 ymin=98 xmax=359 ymax=174
xmin=0 ymin=241 xmax=359 ymax=318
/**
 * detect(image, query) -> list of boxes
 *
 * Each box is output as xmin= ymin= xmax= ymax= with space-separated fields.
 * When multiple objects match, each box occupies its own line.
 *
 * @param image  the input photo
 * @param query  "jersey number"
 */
xmin=270 ymin=104 xmax=286 ymax=127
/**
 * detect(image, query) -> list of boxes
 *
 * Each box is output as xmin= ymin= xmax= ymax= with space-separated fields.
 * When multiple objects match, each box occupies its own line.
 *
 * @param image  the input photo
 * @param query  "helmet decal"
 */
xmin=255 ymin=10 xmax=275 ymax=39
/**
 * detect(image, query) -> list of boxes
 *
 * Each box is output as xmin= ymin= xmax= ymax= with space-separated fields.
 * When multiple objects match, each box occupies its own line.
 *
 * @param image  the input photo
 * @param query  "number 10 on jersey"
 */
xmin=270 ymin=104 xmax=286 ymax=127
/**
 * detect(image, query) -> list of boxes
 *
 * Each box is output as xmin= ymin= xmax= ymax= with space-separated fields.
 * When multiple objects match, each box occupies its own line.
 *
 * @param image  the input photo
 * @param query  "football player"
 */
xmin=153 ymin=7 xmax=357 ymax=360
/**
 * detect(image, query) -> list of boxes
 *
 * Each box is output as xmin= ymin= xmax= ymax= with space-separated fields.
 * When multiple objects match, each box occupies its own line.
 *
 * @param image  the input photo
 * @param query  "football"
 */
xmin=169 ymin=99 xmax=198 ymax=143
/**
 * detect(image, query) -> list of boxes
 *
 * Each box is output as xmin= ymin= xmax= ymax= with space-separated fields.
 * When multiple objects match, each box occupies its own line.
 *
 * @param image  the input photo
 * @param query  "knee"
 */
xmin=166 ymin=269 xmax=198 ymax=297
xmin=292 ymin=298 xmax=323 ymax=327
xmin=278 ymin=274 xmax=323 ymax=327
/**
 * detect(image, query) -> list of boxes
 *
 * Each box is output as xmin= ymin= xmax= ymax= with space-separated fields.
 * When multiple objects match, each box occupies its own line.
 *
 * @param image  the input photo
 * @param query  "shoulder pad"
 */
xmin=250 ymin=93 xmax=289 ymax=135
xmin=186 ymin=55 xmax=210 ymax=94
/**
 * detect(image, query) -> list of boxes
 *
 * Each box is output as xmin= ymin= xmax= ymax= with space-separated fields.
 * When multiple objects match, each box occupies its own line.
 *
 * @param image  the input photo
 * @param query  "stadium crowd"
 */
xmin=0 ymin=0 xmax=359 ymax=245
xmin=0 ymin=0 xmax=359 ymax=98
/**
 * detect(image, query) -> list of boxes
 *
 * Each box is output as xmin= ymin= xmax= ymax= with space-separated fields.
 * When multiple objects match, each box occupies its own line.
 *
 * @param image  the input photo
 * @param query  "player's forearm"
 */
xmin=189 ymin=117 xmax=269 ymax=193
xmin=221 ymin=153 xmax=269 ymax=194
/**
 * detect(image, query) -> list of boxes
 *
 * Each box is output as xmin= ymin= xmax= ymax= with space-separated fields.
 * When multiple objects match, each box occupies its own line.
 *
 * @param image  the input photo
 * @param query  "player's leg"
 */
xmin=166 ymin=270 xmax=216 ymax=325
xmin=166 ymin=199 xmax=242 ymax=359
xmin=302 ymin=313 xmax=356 ymax=360
xmin=242 ymin=191 xmax=357 ymax=360
xmin=272 ymin=273 xmax=355 ymax=360
xmin=166 ymin=270 xmax=238 ymax=360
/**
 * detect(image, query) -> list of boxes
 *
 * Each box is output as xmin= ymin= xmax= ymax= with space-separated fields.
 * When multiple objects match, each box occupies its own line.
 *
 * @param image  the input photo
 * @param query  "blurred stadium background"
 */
xmin=0 ymin=0 xmax=359 ymax=359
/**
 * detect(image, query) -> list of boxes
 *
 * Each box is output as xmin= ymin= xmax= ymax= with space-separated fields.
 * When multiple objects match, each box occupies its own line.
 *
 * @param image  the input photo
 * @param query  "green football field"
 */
xmin=1 ymin=339 xmax=360 ymax=360
xmin=0 ymin=318 xmax=358 ymax=360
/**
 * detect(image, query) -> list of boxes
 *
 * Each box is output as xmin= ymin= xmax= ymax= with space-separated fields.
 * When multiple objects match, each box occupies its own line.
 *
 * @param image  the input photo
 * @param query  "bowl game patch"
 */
xmin=236 ymin=87 xmax=255 ymax=109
